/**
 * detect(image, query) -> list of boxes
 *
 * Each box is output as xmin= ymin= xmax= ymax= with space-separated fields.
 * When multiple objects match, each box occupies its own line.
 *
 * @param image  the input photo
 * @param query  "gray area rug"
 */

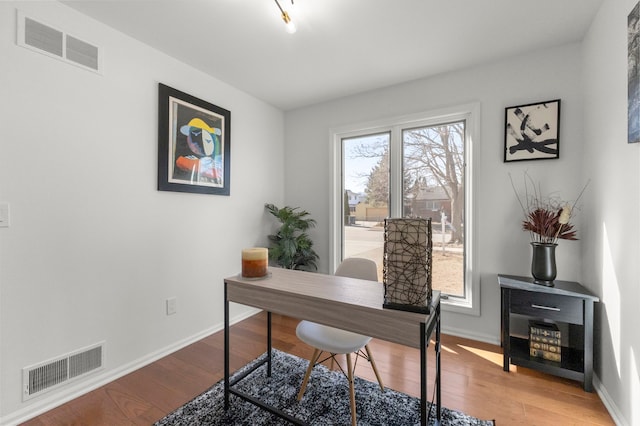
xmin=155 ymin=350 xmax=494 ymax=425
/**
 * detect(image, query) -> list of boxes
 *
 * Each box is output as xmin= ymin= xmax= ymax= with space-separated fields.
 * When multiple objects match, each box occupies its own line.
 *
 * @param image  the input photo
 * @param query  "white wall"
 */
xmin=1 ymin=0 xmax=635 ymax=424
xmin=582 ymin=0 xmax=640 ymax=425
xmin=0 ymin=1 xmax=284 ymax=423
xmin=284 ymin=43 xmax=586 ymax=343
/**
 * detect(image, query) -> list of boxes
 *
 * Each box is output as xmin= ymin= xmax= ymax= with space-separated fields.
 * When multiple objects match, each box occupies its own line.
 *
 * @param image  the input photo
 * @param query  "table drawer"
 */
xmin=510 ymin=289 xmax=583 ymax=324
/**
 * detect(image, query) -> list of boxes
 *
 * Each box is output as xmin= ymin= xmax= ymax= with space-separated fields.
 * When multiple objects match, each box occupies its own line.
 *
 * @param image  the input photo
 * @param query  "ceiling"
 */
xmin=62 ymin=0 xmax=603 ymax=111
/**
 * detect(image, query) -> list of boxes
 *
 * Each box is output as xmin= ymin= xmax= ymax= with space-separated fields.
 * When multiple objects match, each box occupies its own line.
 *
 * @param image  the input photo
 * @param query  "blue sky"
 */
xmin=343 ymin=134 xmax=387 ymax=193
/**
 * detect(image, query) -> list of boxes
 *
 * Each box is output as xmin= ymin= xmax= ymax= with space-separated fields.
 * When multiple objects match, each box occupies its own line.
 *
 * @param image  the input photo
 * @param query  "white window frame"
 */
xmin=329 ymin=102 xmax=480 ymax=315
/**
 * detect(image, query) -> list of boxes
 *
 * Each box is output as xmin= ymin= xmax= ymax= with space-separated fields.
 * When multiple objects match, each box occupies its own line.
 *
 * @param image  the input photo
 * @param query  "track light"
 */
xmin=274 ymin=0 xmax=296 ymax=34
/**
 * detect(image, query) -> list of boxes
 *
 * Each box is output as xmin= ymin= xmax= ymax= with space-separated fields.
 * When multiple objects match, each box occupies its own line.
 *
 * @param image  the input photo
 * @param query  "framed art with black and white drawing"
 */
xmin=504 ymin=99 xmax=561 ymax=162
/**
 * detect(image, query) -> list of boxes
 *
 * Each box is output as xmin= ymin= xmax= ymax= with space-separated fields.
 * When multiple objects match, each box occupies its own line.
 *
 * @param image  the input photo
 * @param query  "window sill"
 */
xmin=441 ymin=294 xmax=480 ymax=316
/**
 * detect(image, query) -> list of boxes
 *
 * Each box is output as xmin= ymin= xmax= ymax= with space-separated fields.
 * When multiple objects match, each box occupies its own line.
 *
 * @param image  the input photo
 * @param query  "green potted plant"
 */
xmin=265 ymin=203 xmax=319 ymax=271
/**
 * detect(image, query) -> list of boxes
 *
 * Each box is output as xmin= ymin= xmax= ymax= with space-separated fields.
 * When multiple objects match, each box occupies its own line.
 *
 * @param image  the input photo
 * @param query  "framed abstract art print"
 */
xmin=504 ymin=99 xmax=560 ymax=162
xmin=158 ymin=83 xmax=231 ymax=195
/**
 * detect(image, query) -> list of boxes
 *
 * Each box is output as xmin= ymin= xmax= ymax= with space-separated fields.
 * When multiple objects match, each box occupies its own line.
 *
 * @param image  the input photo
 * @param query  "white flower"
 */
xmin=558 ymin=205 xmax=571 ymax=225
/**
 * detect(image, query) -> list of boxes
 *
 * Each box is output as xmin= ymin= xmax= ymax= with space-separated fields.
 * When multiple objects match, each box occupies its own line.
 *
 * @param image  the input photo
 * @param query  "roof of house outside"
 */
xmin=415 ymin=187 xmax=449 ymax=201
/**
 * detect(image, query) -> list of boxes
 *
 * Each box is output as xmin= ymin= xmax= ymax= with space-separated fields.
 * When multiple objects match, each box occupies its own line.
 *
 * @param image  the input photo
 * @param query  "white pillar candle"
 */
xmin=242 ymin=247 xmax=268 ymax=278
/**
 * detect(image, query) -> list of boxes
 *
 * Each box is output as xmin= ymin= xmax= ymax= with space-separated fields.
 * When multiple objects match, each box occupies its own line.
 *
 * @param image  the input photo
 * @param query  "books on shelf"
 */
xmin=529 ymin=320 xmax=561 ymax=362
xmin=529 ymin=334 xmax=561 ymax=346
xmin=529 ymin=347 xmax=562 ymax=362
xmin=530 ymin=341 xmax=561 ymax=353
xmin=529 ymin=320 xmax=561 ymax=339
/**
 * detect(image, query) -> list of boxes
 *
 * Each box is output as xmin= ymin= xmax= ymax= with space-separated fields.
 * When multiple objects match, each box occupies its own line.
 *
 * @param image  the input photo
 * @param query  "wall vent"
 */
xmin=22 ymin=342 xmax=104 ymax=401
xmin=24 ymin=17 xmax=63 ymax=57
xmin=66 ymin=35 xmax=99 ymax=70
xmin=16 ymin=10 xmax=102 ymax=73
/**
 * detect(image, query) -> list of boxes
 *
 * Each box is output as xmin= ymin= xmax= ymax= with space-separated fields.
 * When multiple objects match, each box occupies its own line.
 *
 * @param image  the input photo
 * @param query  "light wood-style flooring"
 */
xmin=21 ymin=312 xmax=613 ymax=425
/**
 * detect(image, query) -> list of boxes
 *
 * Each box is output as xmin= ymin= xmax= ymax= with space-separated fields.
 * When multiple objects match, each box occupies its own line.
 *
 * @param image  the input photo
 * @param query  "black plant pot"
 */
xmin=531 ymin=242 xmax=557 ymax=285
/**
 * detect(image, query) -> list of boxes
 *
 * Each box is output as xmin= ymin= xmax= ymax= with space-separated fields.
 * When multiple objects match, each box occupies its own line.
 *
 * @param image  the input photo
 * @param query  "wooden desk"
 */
xmin=224 ymin=267 xmax=441 ymax=425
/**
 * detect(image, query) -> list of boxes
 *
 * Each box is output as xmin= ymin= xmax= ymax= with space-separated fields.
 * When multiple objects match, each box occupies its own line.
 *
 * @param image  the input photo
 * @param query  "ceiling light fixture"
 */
xmin=274 ymin=0 xmax=296 ymax=34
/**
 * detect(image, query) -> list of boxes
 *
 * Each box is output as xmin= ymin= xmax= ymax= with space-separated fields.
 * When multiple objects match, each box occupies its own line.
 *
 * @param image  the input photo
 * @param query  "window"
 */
xmin=341 ymin=133 xmax=389 ymax=263
xmin=330 ymin=103 xmax=479 ymax=313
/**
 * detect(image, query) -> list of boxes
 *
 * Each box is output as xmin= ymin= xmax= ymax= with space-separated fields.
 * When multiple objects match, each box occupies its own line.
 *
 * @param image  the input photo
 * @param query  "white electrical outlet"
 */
xmin=0 ymin=204 xmax=9 ymax=228
xmin=166 ymin=298 xmax=177 ymax=315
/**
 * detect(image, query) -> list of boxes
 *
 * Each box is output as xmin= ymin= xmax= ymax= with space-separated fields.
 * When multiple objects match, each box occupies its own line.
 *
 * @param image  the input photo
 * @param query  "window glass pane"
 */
xmin=402 ymin=122 xmax=465 ymax=297
xmin=342 ymin=133 xmax=390 ymax=280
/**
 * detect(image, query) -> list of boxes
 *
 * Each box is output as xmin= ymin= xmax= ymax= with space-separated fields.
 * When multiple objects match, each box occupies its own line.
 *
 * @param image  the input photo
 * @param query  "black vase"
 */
xmin=531 ymin=242 xmax=557 ymax=285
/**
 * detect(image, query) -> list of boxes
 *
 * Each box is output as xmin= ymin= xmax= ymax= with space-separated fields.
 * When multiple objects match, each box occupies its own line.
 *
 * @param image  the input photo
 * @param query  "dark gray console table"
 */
xmin=498 ymin=274 xmax=599 ymax=392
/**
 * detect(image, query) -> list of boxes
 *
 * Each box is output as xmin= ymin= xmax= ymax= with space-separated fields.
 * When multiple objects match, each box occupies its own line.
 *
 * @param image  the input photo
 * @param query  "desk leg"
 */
xmin=267 ymin=311 xmax=272 ymax=377
xmin=421 ymin=305 xmax=441 ymax=426
xmin=224 ymin=282 xmax=230 ymax=410
xmin=420 ymin=322 xmax=427 ymax=426
xmin=435 ymin=302 xmax=441 ymax=425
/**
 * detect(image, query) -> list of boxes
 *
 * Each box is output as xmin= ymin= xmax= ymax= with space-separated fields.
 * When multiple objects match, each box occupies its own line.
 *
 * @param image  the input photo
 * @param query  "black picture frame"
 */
xmin=504 ymin=99 xmax=561 ymax=162
xmin=629 ymin=1 xmax=640 ymax=143
xmin=158 ymin=83 xmax=231 ymax=195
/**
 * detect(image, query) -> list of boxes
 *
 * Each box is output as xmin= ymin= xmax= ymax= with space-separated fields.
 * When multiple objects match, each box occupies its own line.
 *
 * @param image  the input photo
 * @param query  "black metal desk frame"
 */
xmin=223 ymin=271 xmax=441 ymax=426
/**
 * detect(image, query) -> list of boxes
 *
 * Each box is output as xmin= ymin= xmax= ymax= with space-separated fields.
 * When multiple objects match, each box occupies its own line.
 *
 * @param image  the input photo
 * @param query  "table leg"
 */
xmin=224 ymin=282 xmax=230 ymax=410
xmin=436 ymin=301 xmax=441 ymax=425
xmin=420 ymin=303 xmax=441 ymax=426
xmin=420 ymin=321 xmax=426 ymax=426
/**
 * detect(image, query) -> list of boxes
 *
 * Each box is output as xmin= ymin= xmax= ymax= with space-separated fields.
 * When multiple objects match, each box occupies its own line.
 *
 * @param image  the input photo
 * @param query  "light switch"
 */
xmin=166 ymin=297 xmax=177 ymax=315
xmin=0 ymin=204 xmax=9 ymax=228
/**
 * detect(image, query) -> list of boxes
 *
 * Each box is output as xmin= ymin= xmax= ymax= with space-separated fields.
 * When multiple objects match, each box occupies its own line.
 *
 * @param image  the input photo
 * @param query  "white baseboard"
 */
xmin=0 ymin=308 xmax=261 ymax=426
xmin=441 ymin=324 xmax=500 ymax=346
xmin=593 ymin=374 xmax=627 ymax=426
xmin=3 ymin=310 xmax=626 ymax=426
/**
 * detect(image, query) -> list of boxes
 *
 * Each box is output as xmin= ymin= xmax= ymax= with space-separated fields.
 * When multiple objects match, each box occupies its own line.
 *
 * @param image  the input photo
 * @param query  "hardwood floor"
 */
xmin=21 ymin=312 xmax=613 ymax=425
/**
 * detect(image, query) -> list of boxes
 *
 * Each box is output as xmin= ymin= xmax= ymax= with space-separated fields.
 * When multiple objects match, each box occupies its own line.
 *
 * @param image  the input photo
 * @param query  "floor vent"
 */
xmin=16 ymin=10 xmax=102 ymax=73
xmin=23 ymin=342 xmax=104 ymax=401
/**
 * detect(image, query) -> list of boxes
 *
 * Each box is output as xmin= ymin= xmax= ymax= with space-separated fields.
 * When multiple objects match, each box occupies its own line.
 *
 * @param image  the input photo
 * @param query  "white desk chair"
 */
xmin=296 ymin=258 xmax=384 ymax=426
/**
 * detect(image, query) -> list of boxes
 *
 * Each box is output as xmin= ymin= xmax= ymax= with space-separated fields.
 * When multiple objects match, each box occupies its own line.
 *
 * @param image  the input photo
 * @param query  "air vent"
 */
xmin=24 ymin=17 xmax=63 ymax=57
xmin=17 ymin=10 xmax=102 ymax=73
xmin=23 ymin=342 xmax=104 ymax=400
xmin=66 ymin=35 xmax=99 ymax=70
